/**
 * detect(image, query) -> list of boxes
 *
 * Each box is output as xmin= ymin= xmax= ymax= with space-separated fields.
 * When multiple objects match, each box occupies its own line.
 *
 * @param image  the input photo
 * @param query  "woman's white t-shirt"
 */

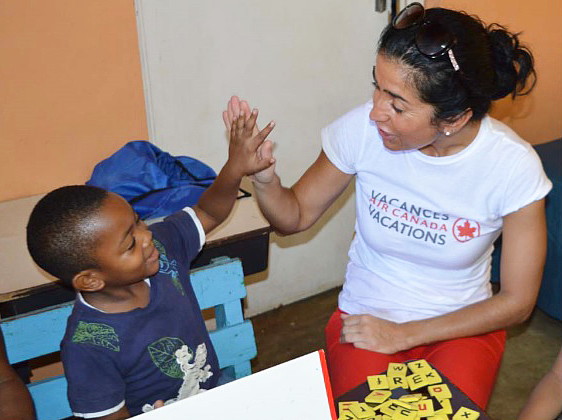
xmin=322 ymin=102 xmax=552 ymax=323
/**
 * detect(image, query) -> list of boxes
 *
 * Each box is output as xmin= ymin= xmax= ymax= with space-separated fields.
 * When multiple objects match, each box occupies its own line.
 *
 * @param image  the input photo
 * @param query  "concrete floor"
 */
xmin=249 ymin=287 xmax=562 ymax=420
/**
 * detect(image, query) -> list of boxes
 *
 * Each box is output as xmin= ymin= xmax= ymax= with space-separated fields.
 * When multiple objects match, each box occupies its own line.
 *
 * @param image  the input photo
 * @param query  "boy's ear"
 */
xmin=72 ymin=270 xmax=105 ymax=292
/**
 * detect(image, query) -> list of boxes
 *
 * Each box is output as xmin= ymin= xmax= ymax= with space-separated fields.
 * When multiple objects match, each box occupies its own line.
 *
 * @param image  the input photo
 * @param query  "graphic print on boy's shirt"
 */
xmin=141 ymin=341 xmax=213 ymax=412
xmin=154 ymin=238 xmax=184 ymax=295
xmin=71 ymin=321 xmax=213 ymax=413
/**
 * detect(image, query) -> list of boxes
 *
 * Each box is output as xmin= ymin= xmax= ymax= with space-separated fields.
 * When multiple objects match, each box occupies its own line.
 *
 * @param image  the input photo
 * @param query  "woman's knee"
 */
xmin=424 ymin=331 xmax=506 ymax=408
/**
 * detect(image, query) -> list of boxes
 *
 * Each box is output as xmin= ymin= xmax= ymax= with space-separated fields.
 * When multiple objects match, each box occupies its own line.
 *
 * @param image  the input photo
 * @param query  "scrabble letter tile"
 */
xmin=387 ymin=363 xmax=408 ymax=377
xmin=452 ymin=407 xmax=480 ymax=420
xmin=365 ymin=390 xmax=392 ymax=404
xmin=368 ymin=374 xmax=389 ymax=390
xmin=407 ymin=359 xmax=432 ymax=375
xmin=428 ymin=384 xmax=452 ymax=399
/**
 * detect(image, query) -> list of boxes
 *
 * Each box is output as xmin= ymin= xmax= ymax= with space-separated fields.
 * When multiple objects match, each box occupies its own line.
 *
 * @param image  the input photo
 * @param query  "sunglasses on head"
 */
xmin=392 ymin=2 xmax=460 ymax=72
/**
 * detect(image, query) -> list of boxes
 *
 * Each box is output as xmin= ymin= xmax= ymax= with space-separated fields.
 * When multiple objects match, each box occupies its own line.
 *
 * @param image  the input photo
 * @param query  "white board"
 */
xmin=133 ymin=350 xmax=336 ymax=420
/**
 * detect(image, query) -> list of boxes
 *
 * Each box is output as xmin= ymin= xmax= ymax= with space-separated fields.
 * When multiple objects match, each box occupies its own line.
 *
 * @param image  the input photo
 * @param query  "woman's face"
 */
xmin=370 ymin=54 xmax=443 ymax=152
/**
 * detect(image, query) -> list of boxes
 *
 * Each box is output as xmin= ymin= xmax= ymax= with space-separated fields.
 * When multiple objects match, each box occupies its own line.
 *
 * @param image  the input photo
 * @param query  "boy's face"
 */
xmin=90 ymin=192 xmax=160 ymax=287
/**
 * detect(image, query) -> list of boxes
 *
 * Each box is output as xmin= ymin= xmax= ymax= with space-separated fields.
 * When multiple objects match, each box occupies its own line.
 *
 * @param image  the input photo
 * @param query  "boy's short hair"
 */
xmin=26 ymin=185 xmax=110 ymax=287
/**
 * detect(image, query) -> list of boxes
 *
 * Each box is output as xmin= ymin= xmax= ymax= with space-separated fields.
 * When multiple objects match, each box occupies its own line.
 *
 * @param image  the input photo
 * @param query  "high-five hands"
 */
xmin=227 ymin=105 xmax=276 ymax=179
xmin=224 ymin=96 xmax=276 ymax=184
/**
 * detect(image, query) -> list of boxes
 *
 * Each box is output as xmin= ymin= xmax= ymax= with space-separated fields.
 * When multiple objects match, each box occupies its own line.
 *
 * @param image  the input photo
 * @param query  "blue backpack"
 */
xmin=86 ymin=141 xmax=216 ymax=219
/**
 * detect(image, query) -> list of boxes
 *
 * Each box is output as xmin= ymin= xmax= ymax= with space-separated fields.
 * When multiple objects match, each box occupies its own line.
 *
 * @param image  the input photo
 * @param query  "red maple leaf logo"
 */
xmin=452 ymin=218 xmax=481 ymax=243
xmin=457 ymin=221 xmax=476 ymax=239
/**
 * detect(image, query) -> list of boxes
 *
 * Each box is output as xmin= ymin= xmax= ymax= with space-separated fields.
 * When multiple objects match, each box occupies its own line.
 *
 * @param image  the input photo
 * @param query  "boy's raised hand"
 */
xmin=228 ymin=108 xmax=276 ymax=180
xmin=224 ymin=96 xmax=276 ymax=184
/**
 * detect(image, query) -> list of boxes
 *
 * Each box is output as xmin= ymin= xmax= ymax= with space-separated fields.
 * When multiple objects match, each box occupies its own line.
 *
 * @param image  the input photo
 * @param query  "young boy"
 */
xmin=26 ymin=112 xmax=274 ymax=419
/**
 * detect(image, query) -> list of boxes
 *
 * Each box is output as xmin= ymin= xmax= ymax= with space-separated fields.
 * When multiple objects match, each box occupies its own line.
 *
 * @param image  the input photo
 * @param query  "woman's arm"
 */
xmin=517 ymin=347 xmax=562 ymax=420
xmin=341 ymin=198 xmax=547 ymax=353
xmin=252 ymin=150 xmax=354 ymax=235
xmin=222 ymin=96 xmax=354 ymax=235
xmin=0 ymin=332 xmax=35 ymax=420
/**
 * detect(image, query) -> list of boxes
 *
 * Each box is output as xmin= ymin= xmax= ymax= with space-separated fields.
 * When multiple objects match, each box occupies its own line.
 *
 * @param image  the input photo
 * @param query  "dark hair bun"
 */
xmin=488 ymin=24 xmax=536 ymax=100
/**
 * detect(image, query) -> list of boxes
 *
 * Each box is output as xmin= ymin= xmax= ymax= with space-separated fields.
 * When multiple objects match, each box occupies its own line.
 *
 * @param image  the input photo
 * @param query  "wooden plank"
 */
xmin=209 ymin=321 xmax=257 ymax=369
xmin=190 ymin=257 xmax=246 ymax=309
xmin=28 ymin=376 xmax=72 ymax=419
xmin=1 ymin=302 xmax=73 ymax=364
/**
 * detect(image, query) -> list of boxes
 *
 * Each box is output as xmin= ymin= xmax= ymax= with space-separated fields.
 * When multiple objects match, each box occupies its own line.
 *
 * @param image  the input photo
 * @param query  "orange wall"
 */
xmin=0 ymin=1 xmax=147 ymax=202
xmin=426 ymin=0 xmax=562 ymax=144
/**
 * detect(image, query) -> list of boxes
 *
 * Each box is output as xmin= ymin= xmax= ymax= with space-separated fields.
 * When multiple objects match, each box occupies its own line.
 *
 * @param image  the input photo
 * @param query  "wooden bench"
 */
xmin=0 ymin=256 xmax=257 ymax=420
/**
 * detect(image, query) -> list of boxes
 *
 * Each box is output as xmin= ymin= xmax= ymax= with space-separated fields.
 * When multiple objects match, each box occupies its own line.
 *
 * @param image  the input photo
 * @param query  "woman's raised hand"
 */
xmin=223 ymin=96 xmax=257 ymax=133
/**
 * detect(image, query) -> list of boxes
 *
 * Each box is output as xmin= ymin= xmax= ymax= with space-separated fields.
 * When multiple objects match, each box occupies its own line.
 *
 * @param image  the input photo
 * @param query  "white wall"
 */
xmin=135 ymin=0 xmax=389 ymax=316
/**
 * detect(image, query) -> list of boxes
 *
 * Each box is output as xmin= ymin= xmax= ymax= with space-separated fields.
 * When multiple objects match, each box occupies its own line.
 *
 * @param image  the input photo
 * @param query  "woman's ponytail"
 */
xmin=488 ymin=24 xmax=536 ymax=100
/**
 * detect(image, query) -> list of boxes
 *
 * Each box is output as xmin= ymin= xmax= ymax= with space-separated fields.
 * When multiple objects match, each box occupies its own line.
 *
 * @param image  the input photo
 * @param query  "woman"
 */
xmin=224 ymin=3 xmax=551 ymax=408
xmin=517 ymin=346 xmax=562 ymax=419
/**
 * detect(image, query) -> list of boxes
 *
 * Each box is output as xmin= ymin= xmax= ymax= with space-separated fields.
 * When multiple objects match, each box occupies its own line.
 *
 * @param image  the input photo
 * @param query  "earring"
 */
xmin=445 ymin=131 xmax=451 ymax=136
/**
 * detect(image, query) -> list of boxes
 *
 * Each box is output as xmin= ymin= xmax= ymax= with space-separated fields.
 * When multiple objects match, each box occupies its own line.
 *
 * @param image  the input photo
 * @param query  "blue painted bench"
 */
xmin=0 ymin=256 xmax=257 ymax=420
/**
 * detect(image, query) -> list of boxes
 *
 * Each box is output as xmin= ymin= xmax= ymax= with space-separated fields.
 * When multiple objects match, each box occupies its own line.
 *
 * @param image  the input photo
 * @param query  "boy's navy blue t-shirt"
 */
xmin=60 ymin=210 xmax=219 ymax=417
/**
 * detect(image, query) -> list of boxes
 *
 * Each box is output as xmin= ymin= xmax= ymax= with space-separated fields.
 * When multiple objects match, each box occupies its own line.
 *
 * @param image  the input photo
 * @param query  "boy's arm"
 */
xmin=517 ymin=347 xmax=562 ymax=420
xmin=194 ymin=110 xmax=275 ymax=233
xmin=0 ymin=331 xmax=35 ymax=420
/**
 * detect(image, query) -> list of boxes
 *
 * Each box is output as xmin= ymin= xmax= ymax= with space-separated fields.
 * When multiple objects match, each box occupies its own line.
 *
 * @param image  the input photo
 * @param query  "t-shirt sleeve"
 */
xmin=149 ymin=209 xmax=203 ymax=264
xmin=321 ymin=102 xmax=372 ymax=174
xmin=182 ymin=207 xmax=205 ymax=249
xmin=501 ymin=146 xmax=553 ymax=216
xmin=62 ymin=343 xmax=126 ymax=417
